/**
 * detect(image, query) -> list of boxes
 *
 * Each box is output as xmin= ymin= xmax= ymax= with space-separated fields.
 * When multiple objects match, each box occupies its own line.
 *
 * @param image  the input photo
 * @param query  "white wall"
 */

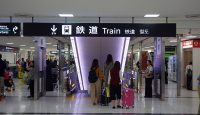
xmin=192 ymin=48 xmax=200 ymax=90
xmin=0 ymin=52 xmax=16 ymax=64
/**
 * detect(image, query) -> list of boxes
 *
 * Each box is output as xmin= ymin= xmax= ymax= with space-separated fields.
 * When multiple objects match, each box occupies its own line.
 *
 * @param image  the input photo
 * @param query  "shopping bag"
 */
xmin=105 ymin=86 xmax=110 ymax=97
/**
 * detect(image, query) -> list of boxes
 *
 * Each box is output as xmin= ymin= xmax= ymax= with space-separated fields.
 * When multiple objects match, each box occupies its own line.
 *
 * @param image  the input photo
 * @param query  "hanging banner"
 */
xmin=23 ymin=23 xmax=176 ymax=37
xmin=0 ymin=23 xmax=21 ymax=36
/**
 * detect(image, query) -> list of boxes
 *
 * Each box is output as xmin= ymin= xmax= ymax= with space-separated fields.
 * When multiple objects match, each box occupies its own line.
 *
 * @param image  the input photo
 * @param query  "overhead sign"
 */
xmin=23 ymin=23 xmax=176 ymax=37
xmin=182 ymin=40 xmax=200 ymax=48
xmin=0 ymin=45 xmax=19 ymax=53
xmin=182 ymin=40 xmax=193 ymax=48
xmin=0 ymin=23 xmax=21 ymax=36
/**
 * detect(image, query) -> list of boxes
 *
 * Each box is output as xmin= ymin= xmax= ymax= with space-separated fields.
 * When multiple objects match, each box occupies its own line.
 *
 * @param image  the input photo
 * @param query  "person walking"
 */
xmin=108 ymin=61 xmax=123 ymax=109
xmin=0 ymin=54 xmax=6 ymax=100
xmin=186 ymin=62 xmax=192 ymax=90
xmin=144 ymin=60 xmax=153 ymax=98
xmin=90 ymin=59 xmax=104 ymax=105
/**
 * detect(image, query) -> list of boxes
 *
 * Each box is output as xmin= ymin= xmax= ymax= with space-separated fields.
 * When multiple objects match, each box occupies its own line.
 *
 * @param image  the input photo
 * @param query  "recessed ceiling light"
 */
xmin=30 ymin=47 xmax=35 ymax=49
xmin=20 ymin=45 xmax=26 ymax=47
xmin=53 ymin=45 xmax=57 ymax=47
xmin=170 ymin=40 xmax=177 ymax=42
xmin=144 ymin=14 xmax=160 ymax=17
xmin=6 ymin=43 xmax=14 ymax=45
xmin=58 ymin=14 xmax=74 ymax=17
xmin=46 ymin=43 xmax=52 ymax=45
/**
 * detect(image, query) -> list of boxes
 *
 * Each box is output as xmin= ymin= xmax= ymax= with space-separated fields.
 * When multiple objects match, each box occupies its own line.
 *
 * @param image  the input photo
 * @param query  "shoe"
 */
xmin=117 ymin=105 xmax=122 ymax=108
xmin=112 ymin=106 xmax=116 ymax=109
xmin=93 ymin=102 xmax=96 ymax=105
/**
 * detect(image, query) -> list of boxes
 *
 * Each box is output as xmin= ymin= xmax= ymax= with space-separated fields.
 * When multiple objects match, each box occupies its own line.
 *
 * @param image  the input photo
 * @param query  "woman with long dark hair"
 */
xmin=104 ymin=54 xmax=114 ymax=86
xmin=144 ymin=60 xmax=153 ymax=98
xmin=108 ymin=61 xmax=123 ymax=109
xmin=90 ymin=59 xmax=104 ymax=105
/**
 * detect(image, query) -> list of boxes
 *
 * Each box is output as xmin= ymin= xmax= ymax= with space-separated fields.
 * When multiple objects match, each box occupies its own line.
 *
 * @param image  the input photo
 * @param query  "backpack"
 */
xmin=88 ymin=69 xmax=98 ymax=83
xmin=187 ymin=68 xmax=192 ymax=78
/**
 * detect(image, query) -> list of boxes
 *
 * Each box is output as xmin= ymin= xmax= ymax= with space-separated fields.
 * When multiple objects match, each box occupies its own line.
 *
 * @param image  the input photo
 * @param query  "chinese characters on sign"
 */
xmin=125 ymin=29 xmax=135 ymax=35
xmin=89 ymin=26 xmax=98 ymax=34
xmin=23 ymin=23 xmax=176 ymax=37
xmin=140 ymin=29 xmax=149 ymax=35
xmin=76 ymin=26 xmax=85 ymax=34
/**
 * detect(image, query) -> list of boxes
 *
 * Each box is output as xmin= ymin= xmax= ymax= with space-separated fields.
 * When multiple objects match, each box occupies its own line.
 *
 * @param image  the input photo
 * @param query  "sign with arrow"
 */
xmin=0 ymin=23 xmax=21 ymax=36
xmin=23 ymin=23 xmax=176 ymax=37
xmin=51 ymin=25 xmax=57 ymax=35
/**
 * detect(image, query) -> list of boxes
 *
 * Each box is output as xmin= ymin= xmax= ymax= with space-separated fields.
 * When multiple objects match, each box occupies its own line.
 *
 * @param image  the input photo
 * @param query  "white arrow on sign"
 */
xmin=13 ymin=26 xmax=18 ymax=34
xmin=51 ymin=25 xmax=57 ymax=35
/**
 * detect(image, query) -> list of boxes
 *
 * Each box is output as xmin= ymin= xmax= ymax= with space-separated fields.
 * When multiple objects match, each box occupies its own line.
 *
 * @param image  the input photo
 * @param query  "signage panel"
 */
xmin=0 ymin=23 xmax=21 ymax=36
xmin=182 ymin=40 xmax=200 ymax=48
xmin=23 ymin=23 xmax=176 ymax=37
xmin=182 ymin=40 xmax=193 ymax=48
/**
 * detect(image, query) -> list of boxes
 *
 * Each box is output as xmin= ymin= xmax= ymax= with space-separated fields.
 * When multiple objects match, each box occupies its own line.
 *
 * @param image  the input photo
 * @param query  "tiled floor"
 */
xmin=0 ymin=78 xmax=199 ymax=114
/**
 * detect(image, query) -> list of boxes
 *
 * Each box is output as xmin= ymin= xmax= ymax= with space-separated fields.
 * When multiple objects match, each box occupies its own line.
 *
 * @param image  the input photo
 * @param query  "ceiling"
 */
xmin=0 ymin=0 xmax=199 ymax=52
xmin=0 ymin=0 xmax=200 ymax=18
xmin=0 ymin=37 xmax=70 ymax=51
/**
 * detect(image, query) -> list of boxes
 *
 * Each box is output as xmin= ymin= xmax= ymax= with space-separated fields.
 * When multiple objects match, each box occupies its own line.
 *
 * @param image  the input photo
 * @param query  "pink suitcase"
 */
xmin=122 ymin=88 xmax=134 ymax=109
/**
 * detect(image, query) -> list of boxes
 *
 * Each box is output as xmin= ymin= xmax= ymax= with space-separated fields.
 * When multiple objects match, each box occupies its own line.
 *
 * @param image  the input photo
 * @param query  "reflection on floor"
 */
xmin=0 ymin=78 xmax=199 ymax=114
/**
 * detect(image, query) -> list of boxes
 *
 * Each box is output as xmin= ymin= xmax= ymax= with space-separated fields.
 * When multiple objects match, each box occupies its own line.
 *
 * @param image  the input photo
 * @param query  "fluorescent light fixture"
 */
xmin=170 ymin=40 xmax=177 ymax=42
xmin=30 ymin=47 xmax=35 ymax=49
xmin=58 ymin=14 xmax=74 ymax=17
xmin=53 ymin=45 xmax=57 ymax=47
xmin=186 ymin=35 xmax=197 ymax=39
xmin=121 ymin=37 xmax=130 ymax=74
xmin=20 ymin=49 xmax=24 ymax=50
xmin=6 ymin=43 xmax=14 ymax=45
xmin=70 ymin=37 xmax=84 ymax=90
xmin=20 ymin=45 xmax=26 ymax=47
xmin=144 ymin=14 xmax=160 ymax=17
xmin=46 ymin=43 xmax=52 ymax=45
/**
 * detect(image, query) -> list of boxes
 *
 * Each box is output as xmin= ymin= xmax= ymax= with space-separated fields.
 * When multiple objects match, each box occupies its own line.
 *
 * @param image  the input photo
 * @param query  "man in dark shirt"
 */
xmin=0 ymin=54 xmax=6 ymax=99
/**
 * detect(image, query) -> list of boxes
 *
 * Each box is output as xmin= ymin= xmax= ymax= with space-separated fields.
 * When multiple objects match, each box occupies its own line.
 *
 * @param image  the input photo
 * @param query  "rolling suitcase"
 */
xmin=122 ymin=88 xmax=134 ymax=109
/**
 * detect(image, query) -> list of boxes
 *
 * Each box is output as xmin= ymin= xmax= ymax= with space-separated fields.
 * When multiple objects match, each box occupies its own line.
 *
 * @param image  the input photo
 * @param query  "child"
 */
xmin=4 ymin=68 xmax=15 ymax=91
xmin=4 ymin=68 xmax=12 ymax=91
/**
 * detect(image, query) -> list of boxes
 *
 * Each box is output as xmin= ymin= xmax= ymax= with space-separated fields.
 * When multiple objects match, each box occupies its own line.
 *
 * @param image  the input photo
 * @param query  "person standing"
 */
xmin=108 ymin=61 xmax=123 ymax=109
xmin=0 ymin=54 xmax=6 ymax=100
xmin=144 ymin=60 xmax=153 ymax=98
xmin=186 ymin=62 xmax=192 ymax=90
xmin=104 ymin=54 xmax=114 ymax=87
xmin=28 ymin=61 xmax=34 ymax=98
xmin=90 ymin=59 xmax=104 ymax=105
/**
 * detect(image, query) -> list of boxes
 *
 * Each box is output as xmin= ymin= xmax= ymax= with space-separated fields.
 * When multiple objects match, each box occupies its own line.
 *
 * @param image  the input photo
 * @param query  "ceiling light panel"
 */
xmin=144 ymin=14 xmax=160 ymax=17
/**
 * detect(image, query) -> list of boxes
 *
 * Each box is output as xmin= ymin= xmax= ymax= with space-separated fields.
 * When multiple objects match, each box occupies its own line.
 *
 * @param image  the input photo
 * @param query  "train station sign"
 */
xmin=0 ymin=23 xmax=21 ymax=36
xmin=23 ymin=23 xmax=176 ymax=37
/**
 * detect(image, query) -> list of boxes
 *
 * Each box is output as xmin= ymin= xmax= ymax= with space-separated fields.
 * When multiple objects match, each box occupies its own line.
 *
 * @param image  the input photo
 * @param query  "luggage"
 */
xmin=122 ymin=88 xmax=134 ymax=109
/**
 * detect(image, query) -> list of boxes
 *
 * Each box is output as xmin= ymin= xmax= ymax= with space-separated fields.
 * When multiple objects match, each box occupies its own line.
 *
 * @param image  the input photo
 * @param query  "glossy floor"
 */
xmin=0 ymin=79 xmax=199 ymax=114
